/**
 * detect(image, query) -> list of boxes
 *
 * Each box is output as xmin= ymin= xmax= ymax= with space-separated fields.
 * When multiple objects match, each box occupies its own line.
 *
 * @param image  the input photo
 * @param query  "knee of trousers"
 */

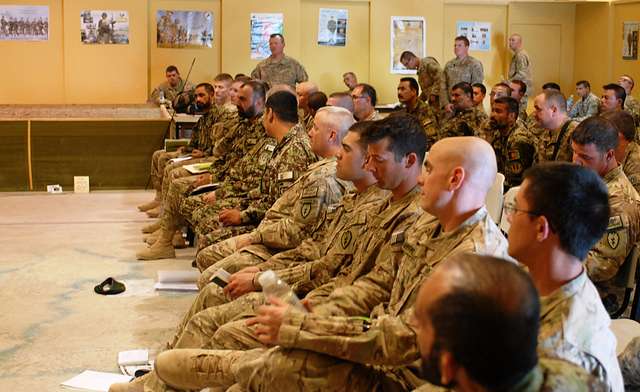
xmin=155 ymin=349 xmax=211 ymax=390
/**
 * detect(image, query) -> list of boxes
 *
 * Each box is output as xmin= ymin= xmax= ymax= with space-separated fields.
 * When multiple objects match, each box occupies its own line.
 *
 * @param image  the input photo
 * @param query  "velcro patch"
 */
xmin=265 ymin=144 xmax=275 ymax=152
xmin=390 ymin=229 xmax=406 ymax=245
xmin=302 ymin=186 xmax=319 ymax=198
xmin=608 ymin=215 xmax=624 ymax=231
xmin=278 ymin=171 xmax=294 ymax=181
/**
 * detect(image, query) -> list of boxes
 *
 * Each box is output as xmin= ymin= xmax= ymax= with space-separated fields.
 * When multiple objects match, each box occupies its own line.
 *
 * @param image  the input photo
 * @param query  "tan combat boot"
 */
xmin=146 ymin=206 xmax=161 ymax=218
xmin=137 ymin=195 xmax=160 ymax=212
xmin=107 ymin=372 xmax=147 ymax=392
xmin=144 ymin=228 xmax=161 ymax=244
xmin=141 ymin=220 xmax=161 ymax=234
xmin=136 ymin=230 xmax=175 ymax=260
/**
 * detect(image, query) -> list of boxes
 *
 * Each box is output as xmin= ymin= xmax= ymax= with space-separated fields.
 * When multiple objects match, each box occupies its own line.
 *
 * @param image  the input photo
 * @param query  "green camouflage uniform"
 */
xmin=585 ymin=166 xmax=640 ymax=315
xmin=480 ymin=121 xmax=536 ymax=189
xmin=416 ymin=56 xmax=444 ymax=104
xmin=396 ymin=100 xmax=440 ymax=150
xmin=443 ymin=55 xmax=484 ymax=104
xmin=535 ymin=119 xmax=578 ymax=163
xmin=568 ymin=93 xmax=599 ymax=122
xmin=622 ymin=141 xmax=640 ymax=194
xmin=440 ymin=107 xmax=488 ymax=139
xmin=250 ymin=55 xmax=308 ymax=88
xmin=195 ymin=157 xmax=352 ymax=274
xmin=538 ymin=269 xmax=624 ymax=391
xmin=625 ymin=94 xmax=640 ymax=127
xmin=509 ymin=48 xmax=533 ymax=97
xmin=185 ymin=124 xmax=317 ymax=245
xmin=149 ymin=78 xmax=194 ymax=104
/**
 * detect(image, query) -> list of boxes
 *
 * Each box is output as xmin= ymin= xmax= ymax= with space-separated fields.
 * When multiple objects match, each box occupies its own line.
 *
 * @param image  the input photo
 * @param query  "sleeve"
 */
xmin=471 ymin=60 xmax=484 ymax=85
xmin=278 ymin=308 xmax=420 ymax=367
xmin=296 ymin=62 xmax=309 ymax=83
xmin=274 ymin=252 xmax=349 ymax=294
xmin=250 ymin=65 xmax=261 ymax=80
xmin=585 ymin=213 xmax=633 ymax=282
xmin=427 ymin=62 xmax=442 ymax=98
xmin=149 ymin=87 xmax=161 ymax=104
xmin=505 ymin=141 xmax=536 ymax=187
xmin=509 ymin=53 xmax=530 ymax=81
xmin=586 ymin=98 xmax=600 ymax=118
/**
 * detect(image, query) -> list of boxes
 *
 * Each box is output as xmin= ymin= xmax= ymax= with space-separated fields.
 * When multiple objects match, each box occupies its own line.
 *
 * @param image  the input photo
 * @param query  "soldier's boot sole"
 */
xmin=146 ymin=206 xmax=161 ymax=218
xmin=137 ymin=199 xmax=160 ymax=212
xmin=141 ymin=220 xmax=161 ymax=234
xmin=136 ymin=243 xmax=175 ymax=261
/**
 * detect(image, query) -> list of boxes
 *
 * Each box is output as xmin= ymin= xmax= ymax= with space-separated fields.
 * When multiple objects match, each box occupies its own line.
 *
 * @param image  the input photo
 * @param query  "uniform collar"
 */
xmin=603 ymin=165 xmax=624 ymax=185
xmin=539 ymin=268 xmax=587 ymax=320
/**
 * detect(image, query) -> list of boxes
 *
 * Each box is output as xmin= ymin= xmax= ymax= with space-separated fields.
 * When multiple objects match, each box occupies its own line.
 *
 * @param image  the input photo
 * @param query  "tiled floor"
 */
xmin=0 ymin=191 xmax=196 ymax=391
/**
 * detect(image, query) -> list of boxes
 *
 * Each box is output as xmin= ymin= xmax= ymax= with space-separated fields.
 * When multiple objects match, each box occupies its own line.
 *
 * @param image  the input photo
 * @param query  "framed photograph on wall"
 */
xmin=623 ymin=21 xmax=639 ymax=60
xmin=457 ymin=21 xmax=491 ymax=52
xmin=390 ymin=16 xmax=426 ymax=74
xmin=80 ymin=10 xmax=129 ymax=44
xmin=156 ymin=10 xmax=213 ymax=48
xmin=250 ymin=13 xmax=283 ymax=60
xmin=318 ymin=8 xmax=347 ymax=47
xmin=0 ymin=5 xmax=49 ymax=41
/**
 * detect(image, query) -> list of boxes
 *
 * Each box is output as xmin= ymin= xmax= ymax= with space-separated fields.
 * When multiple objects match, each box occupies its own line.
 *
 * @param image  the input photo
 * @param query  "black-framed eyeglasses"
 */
xmin=502 ymin=201 xmax=541 ymax=218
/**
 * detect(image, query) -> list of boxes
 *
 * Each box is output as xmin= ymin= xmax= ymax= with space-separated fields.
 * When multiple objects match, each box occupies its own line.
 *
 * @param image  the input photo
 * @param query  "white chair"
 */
xmin=499 ymin=186 xmax=520 ymax=234
xmin=485 ymin=173 xmax=505 ymax=224
xmin=611 ymin=318 xmax=640 ymax=356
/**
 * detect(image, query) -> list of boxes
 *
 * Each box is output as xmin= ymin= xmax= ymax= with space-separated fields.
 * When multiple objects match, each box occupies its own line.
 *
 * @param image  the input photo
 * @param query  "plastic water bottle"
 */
xmin=258 ymin=270 xmax=307 ymax=312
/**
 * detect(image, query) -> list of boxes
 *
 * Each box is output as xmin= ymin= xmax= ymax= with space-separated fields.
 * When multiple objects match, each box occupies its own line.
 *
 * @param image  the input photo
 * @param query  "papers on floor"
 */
xmin=154 ymin=270 xmax=199 ymax=291
xmin=169 ymin=155 xmax=192 ymax=164
xmin=118 ymin=349 xmax=153 ymax=377
xmin=183 ymin=162 xmax=212 ymax=174
xmin=61 ymin=370 xmax=132 ymax=391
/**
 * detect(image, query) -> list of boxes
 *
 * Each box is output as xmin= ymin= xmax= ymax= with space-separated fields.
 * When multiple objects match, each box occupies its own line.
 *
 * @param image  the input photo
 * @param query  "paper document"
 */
xmin=183 ymin=162 xmax=212 ymax=174
xmin=61 ymin=370 xmax=132 ymax=391
xmin=169 ymin=156 xmax=192 ymax=164
xmin=118 ymin=349 xmax=148 ymax=366
xmin=154 ymin=270 xmax=199 ymax=291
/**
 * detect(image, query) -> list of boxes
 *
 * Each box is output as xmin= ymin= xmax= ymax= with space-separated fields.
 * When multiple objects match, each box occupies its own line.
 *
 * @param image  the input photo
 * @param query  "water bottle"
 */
xmin=258 ymin=270 xmax=307 ymax=312
xmin=159 ymin=90 xmax=166 ymax=105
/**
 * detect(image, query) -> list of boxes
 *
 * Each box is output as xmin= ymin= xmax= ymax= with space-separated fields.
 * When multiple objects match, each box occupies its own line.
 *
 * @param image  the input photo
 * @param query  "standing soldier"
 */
xmin=508 ymin=33 xmax=533 ymax=104
xmin=251 ymin=34 xmax=308 ymax=88
xmin=400 ymin=51 xmax=445 ymax=107
xmin=443 ymin=36 xmax=484 ymax=106
xmin=619 ymin=75 xmax=640 ymax=126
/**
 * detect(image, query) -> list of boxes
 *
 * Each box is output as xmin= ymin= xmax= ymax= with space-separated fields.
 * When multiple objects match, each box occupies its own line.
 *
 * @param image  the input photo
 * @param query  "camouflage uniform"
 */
xmin=361 ymin=110 xmax=383 ymax=122
xmin=538 ymin=269 xmax=624 ymax=391
xmin=412 ymin=358 xmax=608 ymax=392
xmin=416 ymin=56 xmax=445 ymax=104
xmin=508 ymin=48 xmax=533 ymax=97
xmin=585 ymin=166 xmax=640 ymax=315
xmin=439 ymin=107 xmax=488 ymax=139
xmin=396 ymin=100 xmax=440 ymax=150
xmin=619 ymin=335 xmax=640 ymax=391
xmin=622 ymin=141 xmax=640 ymax=194
xmin=149 ymin=78 xmax=194 ymax=104
xmin=568 ymin=93 xmax=599 ymax=122
xmin=185 ymin=124 xmax=317 ymax=245
xmin=625 ymin=94 xmax=640 ymax=127
xmin=195 ymin=157 xmax=352 ymax=274
xmin=250 ymin=55 xmax=308 ymax=88
xmin=535 ymin=119 xmax=578 ymax=163
xmin=518 ymin=97 xmax=529 ymax=122
xmin=481 ymin=121 xmax=536 ymax=189
xmin=443 ymin=55 xmax=484 ymax=103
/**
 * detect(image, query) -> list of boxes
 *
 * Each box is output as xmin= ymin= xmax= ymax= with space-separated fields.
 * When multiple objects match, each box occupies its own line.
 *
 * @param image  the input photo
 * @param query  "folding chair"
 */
xmin=485 ymin=173 xmax=505 ymax=224
xmin=611 ymin=244 xmax=640 ymax=319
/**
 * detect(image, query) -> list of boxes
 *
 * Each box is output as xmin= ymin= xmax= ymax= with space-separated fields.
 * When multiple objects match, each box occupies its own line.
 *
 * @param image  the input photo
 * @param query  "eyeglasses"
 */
xmin=502 ymin=202 xmax=541 ymax=218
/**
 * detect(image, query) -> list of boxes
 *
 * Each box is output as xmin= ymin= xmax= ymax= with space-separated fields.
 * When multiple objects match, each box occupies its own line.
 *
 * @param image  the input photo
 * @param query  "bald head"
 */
xmin=432 ymin=137 xmax=496 ymax=195
xmin=267 ymin=84 xmax=296 ymax=99
xmin=296 ymin=82 xmax=319 ymax=113
xmin=508 ymin=34 xmax=522 ymax=51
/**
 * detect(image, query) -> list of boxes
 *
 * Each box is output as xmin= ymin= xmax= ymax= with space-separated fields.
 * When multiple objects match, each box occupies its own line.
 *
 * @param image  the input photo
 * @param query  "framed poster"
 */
xmin=623 ymin=21 xmax=639 ymax=60
xmin=156 ymin=10 xmax=213 ymax=48
xmin=0 ymin=5 xmax=48 ymax=41
xmin=250 ymin=13 xmax=283 ymax=59
xmin=390 ymin=16 xmax=426 ymax=74
xmin=318 ymin=8 xmax=347 ymax=47
xmin=80 ymin=10 xmax=129 ymax=44
xmin=457 ymin=21 xmax=491 ymax=51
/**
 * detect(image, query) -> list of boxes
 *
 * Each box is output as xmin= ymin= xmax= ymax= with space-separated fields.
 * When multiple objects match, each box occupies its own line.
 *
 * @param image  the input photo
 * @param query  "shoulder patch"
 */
xmin=607 ymin=232 xmax=620 ymax=249
xmin=390 ymin=229 xmax=406 ymax=245
xmin=302 ymin=186 xmax=319 ymax=199
xmin=608 ymin=215 xmax=624 ymax=231
xmin=326 ymin=203 xmax=340 ymax=214
xmin=265 ymin=144 xmax=275 ymax=152
xmin=277 ymin=171 xmax=295 ymax=182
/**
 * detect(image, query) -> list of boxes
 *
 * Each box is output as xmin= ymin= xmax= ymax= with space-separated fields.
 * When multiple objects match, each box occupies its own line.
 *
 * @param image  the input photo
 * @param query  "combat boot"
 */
xmin=146 ymin=206 xmax=161 ymax=218
xmin=107 ymin=372 xmax=147 ymax=392
xmin=137 ymin=194 xmax=160 ymax=212
xmin=136 ymin=230 xmax=175 ymax=260
xmin=144 ymin=229 xmax=161 ymax=245
xmin=141 ymin=220 xmax=161 ymax=234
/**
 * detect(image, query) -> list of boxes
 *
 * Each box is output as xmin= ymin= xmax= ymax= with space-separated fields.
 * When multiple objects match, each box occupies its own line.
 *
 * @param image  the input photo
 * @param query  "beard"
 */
xmin=238 ymin=104 xmax=256 ymax=119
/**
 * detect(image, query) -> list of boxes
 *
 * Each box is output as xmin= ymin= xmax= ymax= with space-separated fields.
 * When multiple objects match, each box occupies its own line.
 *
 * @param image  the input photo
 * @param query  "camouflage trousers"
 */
xmin=160 ymin=157 xmax=209 ymax=202
xmin=159 ymin=175 xmax=200 ymax=233
xmin=150 ymin=150 xmax=180 ymax=193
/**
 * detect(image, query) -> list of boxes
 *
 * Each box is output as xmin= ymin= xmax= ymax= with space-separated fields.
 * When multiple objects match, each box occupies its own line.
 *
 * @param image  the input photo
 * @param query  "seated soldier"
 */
xmin=532 ymin=90 xmax=577 ymax=163
xmin=327 ymin=91 xmax=354 ymax=114
xmin=412 ymin=254 xmax=609 ymax=391
xmin=472 ymin=82 xmax=486 ymax=113
xmin=507 ymin=162 xmax=624 ymax=391
xmin=570 ymin=117 xmax=640 ymax=315
xmin=211 ymin=73 xmax=234 ymax=111
xmin=568 ymin=80 xmax=599 ymax=122
xmin=351 ymin=83 xmax=382 ymax=121
xmin=295 ymin=81 xmax=319 ymax=132
xmin=489 ymin=82 xmax=512 ymax=109
xmin=395 ymin=77 xmax=439 ymax=149
xmin=440 ymin=82 xmax=488 ymax=138
xmin=605 ymin=110 xmax=640 ymax=194
xmin=148 ymin=65 xmax=194 ymax=106
xmin=307 ymin=91 xmax=327 ymax=118
xmin=600 ymin=83 xmax=626 ymax=115
xmin=509 ymin=79 xmax=528 ymax=122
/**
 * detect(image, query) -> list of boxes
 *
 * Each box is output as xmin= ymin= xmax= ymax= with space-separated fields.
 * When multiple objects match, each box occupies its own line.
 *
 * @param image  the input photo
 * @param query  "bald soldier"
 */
xmin=570 ymin=117 xmax=640 ymax=315
xmin=619 ymin=74 xmax=640 ymax=126
xmin=137 ymin=136 xmax=511 ymax=392
xmin=533 ymin=90 xmax=578 ymax=163
xmin=412 ymin=255 xmax=608 ymax=392
xmin=507 ymin=162 xmax=624 ymax=391
xmin=399 ymin=51 xmax=445 ymax=106
xmin=507 ymin=33 xmax=533 ymax=100
xmin=250 ymin=33 xmax=308 ymax=88
xmin=295 ymin=81 xmax=319 ymax=133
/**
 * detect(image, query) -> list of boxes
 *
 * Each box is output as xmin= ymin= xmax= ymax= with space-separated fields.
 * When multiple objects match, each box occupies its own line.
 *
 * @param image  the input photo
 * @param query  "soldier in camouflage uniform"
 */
xmin=506 ymin=162 xmax=624 ymax=391
xmin=295 ymin=81 xmax=318 ymax=134
xmin=619 ymin=75 xmax=640 ymax=127
xmin=508 ymin=34 xmax=533 ymax=102
xmin=440 ymin=82 xmax=488 ymax=138
xmin=250 ymin=34 xmax=308 ymax=88
xmin=568 ymin=80 xmax=599 ymax=122
xmin=570 ymin=118 xmax=640 ymax=318
xmin=479 ymin=96 xmax=536 ymax=189
xmin=605 ymin=111 xmax=640 ymax=194
xmin=442 ymin=36 xmax=484 ymax=105
xmin=509 ymin=79 xmax=529 ymax=122
xmin=399 ymin=51 xmax=445 ymax=106
xmin=193 ymin=107 xmax=356 ymax=274
xmin=394 ymin=77 xmax=439 ymax=149
xmin=351 ymin=83 xmax=383 ymax=122
xmin=138 ymin=83 xmax=216 ymax=213
xmin=148 ymin=65 xmax=194 ymax=105
xmin=532 ymin=91 xmax=577 ymax=163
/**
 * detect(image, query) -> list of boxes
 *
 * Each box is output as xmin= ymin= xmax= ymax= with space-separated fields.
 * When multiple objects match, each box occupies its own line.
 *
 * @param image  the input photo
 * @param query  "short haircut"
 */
xmin=269 ymin=33 xmax=284 ymax=42
xmin=242 ymin=80 xmax=267 ymax=104
xmin=452 ymin=82 xmax=473 ymax=99
xmin=428 ymin=254 xmax=540 ymax=390
xmin=472 ymin=83 xmax=486 ymax=96
xmin=603 ymin=83 xmax=627 ymax=106
xmin=400 ymin=77 xmax=419 ymax=93
xmin=234 ymin=75 xmax=251 ymax=84
xmin=602 ymin=111 xmax=637 ymax=142
xmin=400 ymin=51 xmax=417 ymax=62
xmin=522 ymin=162 xmax=610 ymax=260
xmin=346 ymin=120 xmax=373 ymax=152
xmin=576 ymin=80 xmax=591 ymax=89
xmin=455 ymin=35 xmax=470 ymax=47
xmin=195 ymin=82 xmax=214 ymax=95
xmin=214 ymin=73 xmax=233 ymax=83
xmin=165 ymin=65 xmax=179 ymax=74
xmin=541 ymin=90 xmax=567 ymax=113
xmin=342 ymin=71 xmax=356 ymax=78
xmin=361 ymin=113 xmax=427 ymax=164
xmin=265 ymin=90 xmax=298 ymax=124
xmin=510 ymin=80 xmax=527 ymax=95
xmin=542 ymin=82 xmax=561 ymax=92
xmin=571 ymin=116 xmax=619 ymax=153
xmin=328 ymin=91 xmax=354 ymax=113
xmin=316 ymin=106 xmax=355 ymax=141
xmin=308 ymin=91 xmax=328 ymax=112
xmin=494 ymin=82 xmax=513 ymax=96
xmin=355 ymin=83 xmax=378 ymax=106
xmin=621 ymin=74 xmax=635 ymax=89
xmin=493 ymin=96 xmax=520 ymax=115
